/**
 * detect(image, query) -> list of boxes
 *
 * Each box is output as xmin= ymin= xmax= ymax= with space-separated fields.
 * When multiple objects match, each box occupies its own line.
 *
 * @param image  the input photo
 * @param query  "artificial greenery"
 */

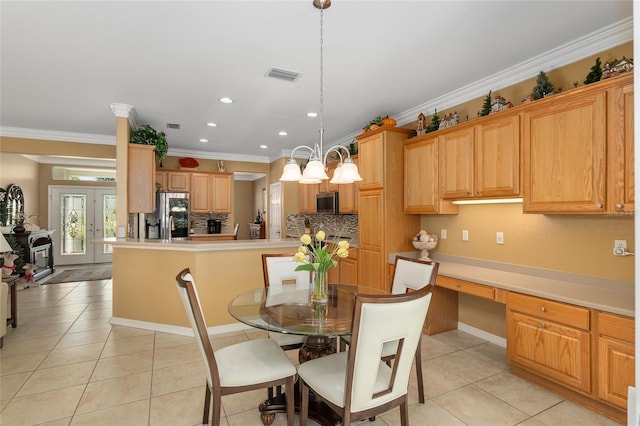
xmin=584 ymin=57 xmax=602 ymax=85
xmin=131 ymin=124 xmax=168 ymax=166
xmin=348 ymin=140 xmax=358 ymax=155
xmin=480 ymin=91 xmax=492 ymax=116
xmin=1 ymin=234 xmax=25 ymax=275
xmin=532 ymin=71 xmax=554 ymax=100
xmin=426 ymin=109 xmax=441 ymax=133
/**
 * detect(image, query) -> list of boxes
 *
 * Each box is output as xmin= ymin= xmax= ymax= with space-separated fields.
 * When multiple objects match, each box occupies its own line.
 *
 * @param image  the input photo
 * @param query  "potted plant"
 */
xmin=131 ymin=124 xmax=168 ymax=167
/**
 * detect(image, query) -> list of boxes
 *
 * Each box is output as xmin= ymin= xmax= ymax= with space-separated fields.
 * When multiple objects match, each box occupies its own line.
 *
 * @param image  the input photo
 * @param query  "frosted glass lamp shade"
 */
xmin=330 ymin=163 xmax=351 ymax=184
xmin=0 ymin=233 xmax=12 ymax=253
xmin=302 ymin=159 xmax=329 ymax=181
xmin=339 ymin=160 xmax=362 ymax=182
xmin=280 ymin=159 xmax=303 ymax=181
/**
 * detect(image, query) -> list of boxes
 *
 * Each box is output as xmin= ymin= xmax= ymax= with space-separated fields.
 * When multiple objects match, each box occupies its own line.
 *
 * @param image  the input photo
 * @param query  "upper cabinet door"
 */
xmin=127 ymin=144 xmax=156 ymax=213
xmin=212 ymin=173 xmax=232 ymax=213
xmin=475 ymin=113 xmax=520 ymax=198
xmin=358 ymin=132 xmax=385 ymax=190
xmin=439 ymin=126 xmax=474 ymax=199
xmin=522 ymin=91 xmax=607 ymax=213
xmin=190 ymin=173 xmax=212 ymax=213
xmin=607 ymin=78 xmax=634 ymax=214
xmin=404 ymin=135 xmax=440 ymax=212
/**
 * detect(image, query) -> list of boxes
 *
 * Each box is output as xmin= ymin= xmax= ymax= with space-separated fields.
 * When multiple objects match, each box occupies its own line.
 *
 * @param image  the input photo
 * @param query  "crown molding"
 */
xmin=168 ymin=147 xmax=270 ymax=164
xmin=110 ymin=103 xmax=138 ymax=129
xmin=0 ymin=126 xmax=115 ymax=145
xmin=393 ymin=17 xmax=633 ymax=126
xmin=22 ymin=154 xmax=116 ymax=167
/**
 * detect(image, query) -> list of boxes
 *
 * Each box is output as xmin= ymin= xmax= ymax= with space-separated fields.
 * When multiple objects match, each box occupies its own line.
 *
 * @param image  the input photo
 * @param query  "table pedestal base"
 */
xmin=259 ymin=335 xmax=344 ymax=426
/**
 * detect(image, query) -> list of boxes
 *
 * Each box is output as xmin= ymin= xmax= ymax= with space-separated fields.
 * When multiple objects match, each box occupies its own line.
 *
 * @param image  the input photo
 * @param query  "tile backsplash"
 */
xmin=286 ymin=214 xmax=358 ymax=237
xmin=191 ymin=213 xmax=230 ymax=232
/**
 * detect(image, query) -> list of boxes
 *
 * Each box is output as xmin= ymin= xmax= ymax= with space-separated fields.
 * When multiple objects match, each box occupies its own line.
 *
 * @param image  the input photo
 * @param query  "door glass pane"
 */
xmin=102 ymin=194 xmax=117 ymax=254
xmin=60 ymin=194 xmax=86 ymax=256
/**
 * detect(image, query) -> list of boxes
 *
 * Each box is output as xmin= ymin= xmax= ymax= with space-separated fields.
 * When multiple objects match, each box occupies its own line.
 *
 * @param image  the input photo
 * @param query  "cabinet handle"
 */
xmin=616 ymin=203 xmax=623 ymax=209
xmin=596 ymin=203 xmax=603 ymax=209
xmin=476 ymin=191 xmax=481 ymax=195
xmin=540 ymin=306 xmax=545 ymax=312
xmin=539 ymin=323 xmax=545 ymax=329
xmin=467 ymin=191 xmax=472 ymax=195
xmin=455 ymin=283 xmax=461 ymax=288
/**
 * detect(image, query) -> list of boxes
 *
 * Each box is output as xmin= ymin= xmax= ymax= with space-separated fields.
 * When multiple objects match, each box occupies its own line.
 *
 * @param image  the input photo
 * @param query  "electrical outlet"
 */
xmin=440 ymin=229 xmax=447 ymax=240
xmin=613 ymin=240 xmax=627 ymax=256
xmin=462 ymin=230 xmax=469 ymax=241
xmin=496 ymin=232 xmax=504 ymax=245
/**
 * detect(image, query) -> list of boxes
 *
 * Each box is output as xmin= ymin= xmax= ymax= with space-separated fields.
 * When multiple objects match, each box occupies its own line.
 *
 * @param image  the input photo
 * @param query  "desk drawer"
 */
xmin=437 ymin=275 xmax=495 ymax=300
xmin=597 ymin=311 xmax=634 ymax=343
xmin=508 ymin=292 xmax=590 ymax=330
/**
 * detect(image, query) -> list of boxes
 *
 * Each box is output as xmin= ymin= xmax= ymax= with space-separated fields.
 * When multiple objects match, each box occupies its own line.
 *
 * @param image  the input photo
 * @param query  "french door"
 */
xmin=49 ymin=186 xmax=116 ymax=265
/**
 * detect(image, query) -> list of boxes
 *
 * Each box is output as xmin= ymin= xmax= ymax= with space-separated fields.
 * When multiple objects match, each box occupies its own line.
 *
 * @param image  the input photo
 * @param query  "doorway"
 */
xmin=49 ymin=186 xmax=116 ymax=265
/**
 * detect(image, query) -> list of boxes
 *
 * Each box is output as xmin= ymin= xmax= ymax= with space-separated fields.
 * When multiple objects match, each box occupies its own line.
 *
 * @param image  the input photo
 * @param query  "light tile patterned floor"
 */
xmin=0 ymin=272 xmax=622 ymax=425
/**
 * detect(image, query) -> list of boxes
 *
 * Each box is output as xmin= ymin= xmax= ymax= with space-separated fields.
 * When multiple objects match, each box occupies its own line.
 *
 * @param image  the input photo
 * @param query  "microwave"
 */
xmin=316 ymin=192 xmax=339 ymax=214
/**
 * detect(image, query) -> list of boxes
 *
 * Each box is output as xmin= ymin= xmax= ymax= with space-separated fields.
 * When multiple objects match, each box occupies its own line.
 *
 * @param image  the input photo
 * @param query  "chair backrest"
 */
xmin=391 ymin=256 xmax=439 ymax=295
xmin=233 ymin=223 xmax=239 ymax=240
xmin=176 ymin=268 xmax=220 ymax=391
xmin=261 ymin=254 xmax=311 ymax=288
xmin=346 ymin=285 xmax=433 ymax=413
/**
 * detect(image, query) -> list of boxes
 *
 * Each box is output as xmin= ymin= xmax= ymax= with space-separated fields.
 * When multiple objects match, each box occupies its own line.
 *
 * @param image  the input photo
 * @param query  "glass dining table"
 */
xmin=228 ymin=282 xmax=388 ymax=426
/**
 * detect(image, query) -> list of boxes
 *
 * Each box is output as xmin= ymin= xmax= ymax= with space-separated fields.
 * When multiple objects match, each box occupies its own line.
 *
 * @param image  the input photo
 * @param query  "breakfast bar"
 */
xmin=105 ymin=238 xmax=300 ymax=333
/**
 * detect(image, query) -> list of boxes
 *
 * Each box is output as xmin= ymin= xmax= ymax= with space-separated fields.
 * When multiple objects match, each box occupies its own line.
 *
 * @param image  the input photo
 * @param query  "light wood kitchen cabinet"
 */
xmin=439 ymin=113 xmax=520 ymax=200
xmin=155 ymin=170 xmax=167 ymax=191
xmin=167 ymin=171 xmax=190 ymax=192
xmin=403 ymin=134 xmax=457 ymax=214
xmin=327 ymin=248 xmax=358 ymax=285
xmin=190 ymin=172 xmax=232 ymax=213
xmin=212 ymin=173 xmax=232 ymax=212
xmin=507 ymin=292 xmax=591 ymax=394
xmin=298 ymin=183 xmax=319 ymax=214
xmin=596 ymin=311 xmax=635 ymax=410
xmin=127 ymin=144 xmax=156 ymax=213
xmin=522 ymin=86 xmax=607 ymax=213
xmin=356 ymin=127 xmax=419 ymax=291
xmin=358 ymin=127 xmax=413 ymax=190
xmin=607 ymin=75 xmax=634 ymax=214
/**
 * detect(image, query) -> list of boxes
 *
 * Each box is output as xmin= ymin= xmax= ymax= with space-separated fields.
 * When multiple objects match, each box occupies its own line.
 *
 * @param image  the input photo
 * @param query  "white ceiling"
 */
xmin=0 ymin=1 xmax=633 ymax=165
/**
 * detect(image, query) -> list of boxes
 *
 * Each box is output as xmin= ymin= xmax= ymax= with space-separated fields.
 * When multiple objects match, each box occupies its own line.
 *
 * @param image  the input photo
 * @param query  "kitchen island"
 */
xmin=103 ymin=238 xmax=300 ymax=334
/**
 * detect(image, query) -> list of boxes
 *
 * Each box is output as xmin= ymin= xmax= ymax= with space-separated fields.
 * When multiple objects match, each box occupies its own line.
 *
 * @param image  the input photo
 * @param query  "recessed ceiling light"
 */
xmin=206 ymin=122 xmax=217 ymax=127
xmin=279 ymin=131 xmax=288 ymax=136
xmin=199 ymin=138 xmax=208 ymax=143
xmin=219 ymin=97 xmax=233 ymax=104
xmin=306 ymin=112 xmax=318 ymax=117
xmin=260 ymin=145 xmax=268 ymax=149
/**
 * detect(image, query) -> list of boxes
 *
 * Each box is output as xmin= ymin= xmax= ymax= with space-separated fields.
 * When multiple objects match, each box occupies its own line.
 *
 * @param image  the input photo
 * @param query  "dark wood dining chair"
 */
xmin=340 ymin=255 xmax=439 ymax=403
xmin=176 ymin=268 xmax=296 ymax=426
xmin=298 ymin=284 xmax=434 ymax=426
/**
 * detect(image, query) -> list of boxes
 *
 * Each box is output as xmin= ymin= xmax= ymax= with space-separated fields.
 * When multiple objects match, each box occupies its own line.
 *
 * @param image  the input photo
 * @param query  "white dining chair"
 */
xmin=340 ymin=255 xmax=439 ymax=403
xmin=298 ymin=285 xmax=434 ymax=426
xmin=176 ymin=268 xmax=296 ymax=426
xmin=261 ymin=253 xmax=309 ymax=350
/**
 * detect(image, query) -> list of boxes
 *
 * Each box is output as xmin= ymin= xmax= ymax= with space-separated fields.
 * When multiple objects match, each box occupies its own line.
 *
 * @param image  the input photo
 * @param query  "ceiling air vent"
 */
xmin=266 ymin=67 xmax=302 ymax=82
xmin=166 ymin=123 xmax=181 ymax=130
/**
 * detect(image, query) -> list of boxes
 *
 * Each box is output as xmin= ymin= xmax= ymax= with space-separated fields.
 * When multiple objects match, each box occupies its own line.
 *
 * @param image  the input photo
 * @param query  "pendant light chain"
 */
xmin=318 ymin=4 xmax=325 ymax=158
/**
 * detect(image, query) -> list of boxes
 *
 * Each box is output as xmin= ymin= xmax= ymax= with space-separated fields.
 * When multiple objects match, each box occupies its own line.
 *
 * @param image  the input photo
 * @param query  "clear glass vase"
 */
xmin=311 ymin=270 xmax=329 ymax=304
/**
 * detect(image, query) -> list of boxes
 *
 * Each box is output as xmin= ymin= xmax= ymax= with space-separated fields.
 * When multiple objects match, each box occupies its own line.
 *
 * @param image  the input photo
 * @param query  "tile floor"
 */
xmin=0 ymin=270 xmax=622 ymax=426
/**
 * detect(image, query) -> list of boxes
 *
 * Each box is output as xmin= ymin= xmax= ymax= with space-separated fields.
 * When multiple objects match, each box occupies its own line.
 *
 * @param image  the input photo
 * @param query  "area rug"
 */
xmin=44 ymin=265 xmax=112 ymax=284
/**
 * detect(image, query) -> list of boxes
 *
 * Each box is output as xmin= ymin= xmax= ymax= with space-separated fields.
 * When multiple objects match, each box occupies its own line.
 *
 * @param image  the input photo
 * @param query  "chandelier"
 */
xmin=279 ymin=0 xmax=362 ymax=185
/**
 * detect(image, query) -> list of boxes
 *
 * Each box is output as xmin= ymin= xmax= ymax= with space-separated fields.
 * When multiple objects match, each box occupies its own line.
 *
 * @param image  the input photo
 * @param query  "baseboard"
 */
xmin=457 ymin=322 xmax=506 ymax=348
xmin=109 ymin=317 xmax=251 ymax=336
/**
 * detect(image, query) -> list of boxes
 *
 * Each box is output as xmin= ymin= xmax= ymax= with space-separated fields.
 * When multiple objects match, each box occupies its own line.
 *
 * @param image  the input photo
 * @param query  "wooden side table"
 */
xmin=3 ymin=275 xmax=18 ymax=328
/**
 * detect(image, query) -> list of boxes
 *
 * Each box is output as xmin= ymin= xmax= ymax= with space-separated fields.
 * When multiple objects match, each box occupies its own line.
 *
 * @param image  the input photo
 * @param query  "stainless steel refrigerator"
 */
xmin=156 ymin=191 xmax=189 ymax=240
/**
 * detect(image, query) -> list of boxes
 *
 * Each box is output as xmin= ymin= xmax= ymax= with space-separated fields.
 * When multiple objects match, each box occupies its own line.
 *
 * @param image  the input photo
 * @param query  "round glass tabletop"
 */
xmin=228 ymin=283 xmax=387 ymax=337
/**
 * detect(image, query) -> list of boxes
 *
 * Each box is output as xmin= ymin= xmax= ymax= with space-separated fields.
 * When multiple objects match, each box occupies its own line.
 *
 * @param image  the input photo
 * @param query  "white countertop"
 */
xmin=389 ymin=252 xmax=634 ymax=318
xmin=95 ymin=237 xmax=299 ymax=252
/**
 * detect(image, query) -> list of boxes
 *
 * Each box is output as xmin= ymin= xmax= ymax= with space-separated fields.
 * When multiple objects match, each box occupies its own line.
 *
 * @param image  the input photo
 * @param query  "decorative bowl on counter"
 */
xmin=412 ymin=231 xmax=438 ymax=261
